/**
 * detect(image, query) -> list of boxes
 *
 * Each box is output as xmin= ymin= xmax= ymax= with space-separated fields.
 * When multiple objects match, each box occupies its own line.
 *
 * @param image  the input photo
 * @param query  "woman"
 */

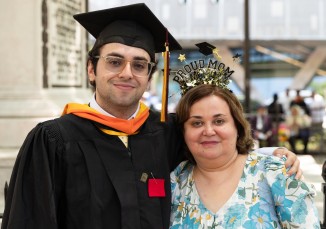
xmin=286 ymin=105 xmax=312 ymax=154
xmin=170 ymin=84 xmax=320 ymax=228
xmin=250 ymin=105 xmax=273 ymax=147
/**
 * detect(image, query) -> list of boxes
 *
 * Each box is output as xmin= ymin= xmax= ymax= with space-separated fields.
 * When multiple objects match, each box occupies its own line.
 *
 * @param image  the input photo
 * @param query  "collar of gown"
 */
xmin=62 ymin=102 xmax=149 ymax=135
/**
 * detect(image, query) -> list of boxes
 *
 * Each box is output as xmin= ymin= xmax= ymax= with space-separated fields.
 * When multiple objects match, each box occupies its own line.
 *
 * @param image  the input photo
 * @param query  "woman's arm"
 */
xmin=264 ymin=156 xmax=320 ymax=228
xmin=257 ymin=147 xmax=302 ymax=179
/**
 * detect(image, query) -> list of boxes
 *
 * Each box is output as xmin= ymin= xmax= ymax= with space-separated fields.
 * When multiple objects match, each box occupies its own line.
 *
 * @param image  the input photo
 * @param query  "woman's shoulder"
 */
xmin=171 ymin=161 xmax=193 ymax=183
xmin=172 ymin=160 xmax=193 ymax=174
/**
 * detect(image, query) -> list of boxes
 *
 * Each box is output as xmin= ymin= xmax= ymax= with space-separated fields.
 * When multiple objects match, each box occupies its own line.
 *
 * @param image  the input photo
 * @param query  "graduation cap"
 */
xmin=73 ymin=3 xmax=182 ymax=61
xmin=195 ymin=42 xmax=216 ymax=56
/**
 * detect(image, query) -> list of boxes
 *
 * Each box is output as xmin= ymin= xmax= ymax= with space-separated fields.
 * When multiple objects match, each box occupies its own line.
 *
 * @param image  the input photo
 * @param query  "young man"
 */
xmin=1 ymin=3 xmax=301 ymax=229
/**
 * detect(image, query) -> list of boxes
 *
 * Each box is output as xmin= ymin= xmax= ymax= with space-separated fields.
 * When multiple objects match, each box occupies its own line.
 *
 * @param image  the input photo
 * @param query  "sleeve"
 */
xmin=1 ymin=121 xmax=64 ymax=229
xmin=166 ymin=113 xmax=186 ymax=171
xmin=256 ymin=147 xmax=279 ymax=156
xmin=264 ymin=156 xmax=320 ymax=228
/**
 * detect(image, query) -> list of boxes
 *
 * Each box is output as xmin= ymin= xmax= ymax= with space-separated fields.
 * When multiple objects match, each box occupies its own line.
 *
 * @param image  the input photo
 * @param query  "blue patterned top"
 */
xmin=170 ymin=152 xmax=320 ymax=228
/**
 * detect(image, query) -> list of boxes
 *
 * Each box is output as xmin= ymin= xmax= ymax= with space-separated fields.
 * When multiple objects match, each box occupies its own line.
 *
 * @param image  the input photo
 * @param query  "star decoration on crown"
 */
xmin=178 ymin=54 xmax=186 ymax=62
xmin=232 ymin=53 xmax=241 ymax=63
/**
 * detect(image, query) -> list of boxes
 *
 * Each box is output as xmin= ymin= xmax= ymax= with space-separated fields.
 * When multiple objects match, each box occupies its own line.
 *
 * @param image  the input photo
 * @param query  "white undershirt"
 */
xmin=89 ymin=94 xmax=139 ymax=120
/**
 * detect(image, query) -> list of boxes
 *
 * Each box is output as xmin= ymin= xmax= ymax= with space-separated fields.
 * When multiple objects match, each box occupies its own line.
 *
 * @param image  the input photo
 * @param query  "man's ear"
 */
xmin=146 ymin=78 xmax=152 ymax=91
xmin=87 ymin=60 xmax=96 ymax=81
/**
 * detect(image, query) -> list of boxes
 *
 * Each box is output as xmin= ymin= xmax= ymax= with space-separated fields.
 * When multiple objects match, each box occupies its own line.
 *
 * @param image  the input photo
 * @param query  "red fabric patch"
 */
xmin=148 ymin=178 xmax=166 ymax=197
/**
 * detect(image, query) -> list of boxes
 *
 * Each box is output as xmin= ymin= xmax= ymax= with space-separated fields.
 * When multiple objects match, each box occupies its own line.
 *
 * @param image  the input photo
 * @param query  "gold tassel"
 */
xmin=160 ymin=31 xmax=170 ymax=122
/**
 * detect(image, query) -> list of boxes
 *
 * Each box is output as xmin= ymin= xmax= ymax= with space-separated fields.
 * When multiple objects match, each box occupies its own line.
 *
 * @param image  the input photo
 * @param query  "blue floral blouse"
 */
xmin=170 ymin=152 xmax=320 ymax=228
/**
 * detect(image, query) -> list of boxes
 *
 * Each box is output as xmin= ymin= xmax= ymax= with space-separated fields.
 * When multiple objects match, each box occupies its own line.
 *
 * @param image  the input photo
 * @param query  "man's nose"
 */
xmin=118 ymin=62 xmax=133 ymax=78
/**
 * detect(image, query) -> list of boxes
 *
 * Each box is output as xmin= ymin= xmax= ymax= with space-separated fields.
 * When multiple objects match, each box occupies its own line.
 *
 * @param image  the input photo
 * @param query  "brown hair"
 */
xmin=176 ymin=84 xmax=254 ymax=163
xmin=87 ymin=48 xmax=100 ymax=87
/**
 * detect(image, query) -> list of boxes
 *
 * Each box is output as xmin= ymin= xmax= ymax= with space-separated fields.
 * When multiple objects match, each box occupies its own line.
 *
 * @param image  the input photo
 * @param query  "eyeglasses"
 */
xmin=93 ymin=55 xmax=156 ymax=77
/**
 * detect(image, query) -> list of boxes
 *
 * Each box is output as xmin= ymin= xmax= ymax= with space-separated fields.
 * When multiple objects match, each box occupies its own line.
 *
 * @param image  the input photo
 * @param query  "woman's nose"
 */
xmin=203 ymin=124 xmax=215 ymax=136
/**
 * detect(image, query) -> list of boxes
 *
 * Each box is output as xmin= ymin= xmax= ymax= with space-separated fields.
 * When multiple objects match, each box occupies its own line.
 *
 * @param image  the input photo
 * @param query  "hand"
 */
xmin=273 ymin=147 xmax=302 ymax=179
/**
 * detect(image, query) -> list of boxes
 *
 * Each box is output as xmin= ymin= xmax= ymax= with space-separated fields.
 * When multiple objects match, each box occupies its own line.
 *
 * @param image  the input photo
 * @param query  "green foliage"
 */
xmin=310 ymin=80 xmax=326 ymax=96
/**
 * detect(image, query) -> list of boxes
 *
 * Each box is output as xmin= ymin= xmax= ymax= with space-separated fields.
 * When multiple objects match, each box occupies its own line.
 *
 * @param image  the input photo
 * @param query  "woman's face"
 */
xmin=183 ymin=95 xmax=238 ymax=163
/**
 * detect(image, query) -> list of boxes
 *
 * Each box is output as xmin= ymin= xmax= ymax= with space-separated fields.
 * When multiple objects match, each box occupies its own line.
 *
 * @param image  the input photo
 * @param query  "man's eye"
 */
xmin=133 ymin=61 xmax=146 ymax=70
xmin=107 ymin=58 xmax=123 ymax=67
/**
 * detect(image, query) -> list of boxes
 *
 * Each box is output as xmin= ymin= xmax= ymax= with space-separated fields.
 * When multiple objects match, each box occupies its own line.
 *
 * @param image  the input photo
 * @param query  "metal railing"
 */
xmin=322 ymin=161 xmax=326 ymax=228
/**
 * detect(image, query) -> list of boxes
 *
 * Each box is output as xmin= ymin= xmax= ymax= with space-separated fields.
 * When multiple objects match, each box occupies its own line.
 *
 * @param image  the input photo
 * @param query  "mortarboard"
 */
xmin=195 ymin=42 xmax=216 ymax=56
xmin=73 ymin=3 xmax=182 ymax=61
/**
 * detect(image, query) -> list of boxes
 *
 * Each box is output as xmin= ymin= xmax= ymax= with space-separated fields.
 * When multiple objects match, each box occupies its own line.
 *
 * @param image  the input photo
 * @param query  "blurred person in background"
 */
xmin=286 ymin=105 xmax=312 ymax=154
xmin=268 ymin=93 xmax=285 ymax=121
xmin=290 ymin=89 xmax=311 ymax=116
xmin=268 ymin=93 xmax=285 ymax=146
xmin=308 ymin=90 xmax=325 ymax=131
xmin=250 ymin=105 xmax=273 ymax=147
xmin=279 ymin=88 xmax=292 ymax=115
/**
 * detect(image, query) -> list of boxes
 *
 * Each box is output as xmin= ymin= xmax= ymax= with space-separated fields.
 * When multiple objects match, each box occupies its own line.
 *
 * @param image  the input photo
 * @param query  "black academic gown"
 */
xmin=1 ymin=111 xmax=184 ymax=229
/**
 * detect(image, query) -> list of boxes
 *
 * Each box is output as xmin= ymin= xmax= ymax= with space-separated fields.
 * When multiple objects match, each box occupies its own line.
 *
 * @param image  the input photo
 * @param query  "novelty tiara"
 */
xmin=173 ymin=42 xmax=240 ymax=96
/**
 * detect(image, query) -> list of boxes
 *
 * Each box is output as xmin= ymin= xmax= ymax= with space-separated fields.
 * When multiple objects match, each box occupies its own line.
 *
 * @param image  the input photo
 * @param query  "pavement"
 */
xmin=298 ymin=153 xmax=325 ymax=224
xmin=0 ymin=152 xmax=325 ymax=225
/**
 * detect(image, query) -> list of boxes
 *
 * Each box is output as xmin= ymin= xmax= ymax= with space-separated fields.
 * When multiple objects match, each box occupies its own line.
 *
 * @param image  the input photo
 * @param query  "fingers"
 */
xmin=274 ymin=147 xmax=303 ymax=179
xmin=273 ymin=147 xmax=287 ymax=158
xmin=272 ymin=147 xmax=303 ymax=179
xmin=283 ymin=148 xmax=294 ymax=168
xmin=286 ymin=158 xmax=302 ymax=179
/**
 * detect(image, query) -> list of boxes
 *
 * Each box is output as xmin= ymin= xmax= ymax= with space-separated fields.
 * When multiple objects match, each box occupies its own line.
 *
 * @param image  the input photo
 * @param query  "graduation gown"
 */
xmin=1 ymin=111 xmax=184 ymax=229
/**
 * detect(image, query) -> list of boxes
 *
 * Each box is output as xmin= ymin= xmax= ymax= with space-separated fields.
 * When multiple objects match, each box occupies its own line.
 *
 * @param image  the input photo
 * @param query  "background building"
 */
xmin=90 ymin=0 xmax=326 ymax=105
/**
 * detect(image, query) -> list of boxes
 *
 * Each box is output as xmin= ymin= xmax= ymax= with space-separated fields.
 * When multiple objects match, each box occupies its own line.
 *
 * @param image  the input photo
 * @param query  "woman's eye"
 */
xmin=191 ymin=121 xmax=203 ymax=127
xmin=214 ymin=119 xmax=224 ymax=125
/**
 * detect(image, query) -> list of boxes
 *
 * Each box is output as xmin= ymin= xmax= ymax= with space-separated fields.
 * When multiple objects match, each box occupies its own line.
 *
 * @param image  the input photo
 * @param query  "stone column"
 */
xmin=0 ymin=0 xmax=90 ymax=213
